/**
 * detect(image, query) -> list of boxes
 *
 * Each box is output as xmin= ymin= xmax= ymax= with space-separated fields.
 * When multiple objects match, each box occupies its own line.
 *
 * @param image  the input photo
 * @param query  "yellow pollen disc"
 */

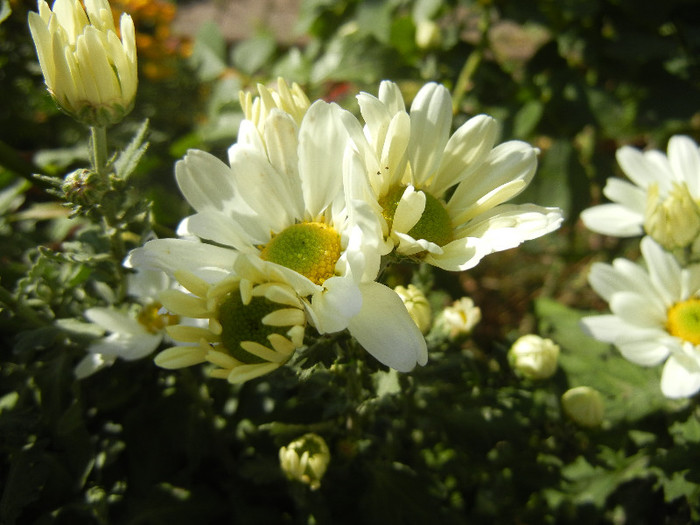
xmin=667 ymin=298 xmax=700 ymax=345
xmin=379 ymin=185 xmax=453 ymax=247
xmin=259 ymin=222 xmax=341 ymax=285
xmin=137 ymin=302 xmax=180 ymax=334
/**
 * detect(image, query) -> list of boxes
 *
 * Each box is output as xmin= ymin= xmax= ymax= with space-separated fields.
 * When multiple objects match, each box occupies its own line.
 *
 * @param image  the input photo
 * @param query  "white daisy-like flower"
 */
xmin=580 ymin=135 xmax=700 ymax=252
xmin=343 ymin=80 xmax=563 ymax=271
xmin=128 ymin=94 xmax=427 ymax=372
xmin=76 ymin=269 xmax=177 ymax=378
xmin=154 ymin=268 xmax=307 ymax=384
xmin=581 ymin=236 xmax=700 ymax=399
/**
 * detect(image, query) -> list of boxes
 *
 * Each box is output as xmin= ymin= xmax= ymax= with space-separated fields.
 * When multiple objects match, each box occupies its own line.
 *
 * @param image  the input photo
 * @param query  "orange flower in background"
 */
xmin=111 ymin=0 xmax=191 ymax=80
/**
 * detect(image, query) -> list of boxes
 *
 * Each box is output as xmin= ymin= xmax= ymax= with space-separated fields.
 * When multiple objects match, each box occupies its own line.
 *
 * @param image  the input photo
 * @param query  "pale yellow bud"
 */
xmin=438 ymin=297 xmax=481 ymax=339
xmin=415 ymin=19 xmax=442 ymax=49
xmin=509 ymin=334 xmax=559 ymax=380
xmin=279 ymin=433 xmax=330 ymax=490
xmin=394 ymin=285 xmax=432 ymax=334
xmin=28 ymin=0 xmax=138 ymax=126
xmin=644 ymin=182 xmax=700 ymax=251
xmin=561 ymin=386 xmax=604 ymax=428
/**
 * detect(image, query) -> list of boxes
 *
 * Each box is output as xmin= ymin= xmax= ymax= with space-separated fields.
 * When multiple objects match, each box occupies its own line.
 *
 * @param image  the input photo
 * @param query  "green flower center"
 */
xmin=667 ymin=298 xmax=700 ymax=345
xmin=137 ymin=302 xmax=180 ymax=334
xmin=259 ymin=222 xmax=341 ymax=285
xmin=379 ymin=185 xmax=453 ymax=247
xmin=218 ymin=293 xmax=286 ymax=363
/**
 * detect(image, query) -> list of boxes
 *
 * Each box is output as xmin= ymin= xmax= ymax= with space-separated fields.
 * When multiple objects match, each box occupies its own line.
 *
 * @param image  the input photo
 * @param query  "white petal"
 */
xmin=430 ymin=114 xmax=498 ymax=196
xmin=408 ymin=83 xmax=452 ymax=186
xmin=298 ymin=101 xmax=348 ymax=219
xmin=423 ymin=236 xmax=483 ymax=271
xmin=610 ymin=291 xmax=666 ymax=328
xmin=228 ymin=144 xmax=296 ymax=231
xmin=126 ymin=269 xmax=171 ymax=300
xmin=125 ymin=239 xmax=238 ymax=280
xmin=579 ymin=204 xmax=644 ymax=237
xmin=580 ymin=314 xmax=628 ymax=343
xmin=74 ymin=352 xmax=116 ymax=379
xmin=175 ymin=150 xmax=238 ymax=214
xmin=660 ymin=350 xmax=700 ymax=398
xmin=640 ymin=236 xmax=681 ymax=306
xmin=309 ymin=276 xmax=362 ymax=333
xmin=85 ymin=307 xmax=145 ymax=335
xmin=667 ymin=135 xmax=700 ymax=197
xmin=616 ymin=337 xmax=671 ymax=367
xmin=177 ymin=210 xmax=262 ymax=250
xmin=601 ymin=178 xmax=646 ymax=214
xmin=393 ymin=186 xmax=425 ymax=234
xmin=89 ymin=331 xmax=162 ymax=360
xmin=348 ymin=282 xmax=428 ymax=372
xmin=378 ymin=80 xmax=406 ymax=114
xmin=616 ymin=145 xmax=673 ymax=192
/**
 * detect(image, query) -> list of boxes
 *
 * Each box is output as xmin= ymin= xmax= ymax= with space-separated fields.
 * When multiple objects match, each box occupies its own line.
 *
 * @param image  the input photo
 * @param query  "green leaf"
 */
xmin=535 ymin=297 xmax=682 ymax=423
xmin=190 ymin=21 xmax=227 ymax=82
xmin=513 ymin=99 xmax=544 ymax=139
xmin=113 ymin=119 xmax=149 ymax=181
xmin=231 ymin=34 xmax=277 ymax=75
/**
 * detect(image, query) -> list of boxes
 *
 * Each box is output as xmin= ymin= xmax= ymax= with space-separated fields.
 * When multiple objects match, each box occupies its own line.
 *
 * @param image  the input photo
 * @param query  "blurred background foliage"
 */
xmin=1 ymin=0 xmax=700 ymax=523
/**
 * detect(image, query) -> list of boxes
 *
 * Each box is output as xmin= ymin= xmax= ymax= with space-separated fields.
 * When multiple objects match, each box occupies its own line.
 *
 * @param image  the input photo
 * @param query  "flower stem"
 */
xmin=451 ymin=6 xmax=491 ymax=113
xmin=90 ymin=125 xmax=109 ymax=177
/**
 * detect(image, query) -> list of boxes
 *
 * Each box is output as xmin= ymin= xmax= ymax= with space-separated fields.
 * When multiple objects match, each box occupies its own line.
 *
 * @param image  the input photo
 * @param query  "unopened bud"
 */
xmin=509 ymin=334 xmax=560 ymax=380
xmin=561 ymin=386 xmax=604 ymax=428
xmin=394 ymin=285 xmax=432 ymax=334
xmin=645 ymin=182 xmax=700 ymax=251
xmin=279 ymin=433 xmax=330 ymax=490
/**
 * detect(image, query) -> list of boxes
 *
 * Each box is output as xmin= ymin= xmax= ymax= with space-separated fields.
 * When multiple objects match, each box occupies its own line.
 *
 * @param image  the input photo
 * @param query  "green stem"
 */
xmin=90 ymin=126 xmax=109 ymax=176
xmin=451 ymin=6 xmax=491 ymax=113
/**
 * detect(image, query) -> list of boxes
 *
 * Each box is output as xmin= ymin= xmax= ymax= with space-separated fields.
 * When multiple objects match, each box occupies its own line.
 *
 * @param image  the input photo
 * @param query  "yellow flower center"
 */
xmin=259 ymin=222 xmax=341 ymax=285
xmin=218 ymin=293 xmax=287 ymax=363
xmin=137 ymin=302 xmax=180 ymax=334
xmin=380 ymin=185 xmax=453 ymax=247
xmin=667 ymin=298 xmax=700 ymax=345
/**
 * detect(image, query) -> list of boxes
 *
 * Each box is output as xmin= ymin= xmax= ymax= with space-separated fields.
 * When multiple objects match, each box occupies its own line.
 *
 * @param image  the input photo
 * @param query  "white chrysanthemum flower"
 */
xmin=581 ymin=236 xmax=700 ymax=399
xmin=128 ymin=96 xmax=427 ymax=372
xmin=154 ymin=269 xmax=306 ymax=384
xmin=28 ymin=0 xmax=138 ymax=126
xmin=239 ymin=77 xmax=311 ymax=133
xmin=580 ymin=135 xmax=700 ymax=252
xmin=76 ymin=269 xmax=177 ymax=378
xmin=343 ymin=80 xmax=563 ymax=271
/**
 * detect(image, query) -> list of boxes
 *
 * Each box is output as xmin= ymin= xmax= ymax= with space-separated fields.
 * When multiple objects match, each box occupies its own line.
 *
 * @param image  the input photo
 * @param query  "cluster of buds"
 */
xmin=279 ymin=433 xmax=331 ymax=490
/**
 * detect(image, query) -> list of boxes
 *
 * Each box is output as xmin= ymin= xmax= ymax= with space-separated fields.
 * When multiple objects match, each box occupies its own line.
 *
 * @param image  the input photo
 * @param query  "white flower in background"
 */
xmin=279 ymin=433 xmax=331 ymax=490
xmin=28 ymin=0 xmax=138 ymax=126
xmin=561 ymin=386 xmax=605 ymax=428
xmin=508 ymin=334 xmax=560 ymax=380
xmin=75 ymin=269 xmax=176 ymax=378
xmin=581 ymin=236 xmax=700 ymax=399
xmin=394 ymin=284 xmax=432 ymax=334
xmin=154 ymin=266 xmax=306 ymax=384
xmin=128 ymin=95 xmax=427 ymax=372
xmin=239 ymin=77 xmax=310 ymax=133
xmin=580 ymin=135 xmax=700 ymax=252
xmin=344 ymin=80 xmax=563 ymax=271
xmin=435 ymin=296 xmax=481 ymax=338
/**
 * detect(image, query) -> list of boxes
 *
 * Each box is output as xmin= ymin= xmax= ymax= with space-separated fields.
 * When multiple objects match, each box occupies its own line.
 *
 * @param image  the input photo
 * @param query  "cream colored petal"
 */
xmin=430 ymin=114 xmax=498 ymax=196
xmin=616 ymin=146 xmax=674 ymax=192
xmin=393 ymin=186 xmax=425 ymax=234
xmin=227 ymin=362 xmax=280 ymax=383
xmin=166 ymin=325 xmax=218 ymax=343
xmin=640 ymin=236 xmax=682 ymax=307
xmin=408 ymin=82 xmax=452 ymax=186
xmin=668 ymin=135 xmax=700 ymax=196
xmin=661 ymin=349 xmax=700 ymax=398
xmin=580 ymin=204 xmax=643 ymax=237
xmin=175 ymin=149 xmax=238 ymax=214
xmin=239 ymin=341 xmax=288 ymax=363
xmin=377 ymin=80 xmax=406 ymax=114
xmin=262 ymin=308 xmax=306 ymax=327
xmin=155 ymin=345 xmax=208 ymax=369
xmin=85 ymin=307 xmax=145 ymax=335
xmin=601 ymin=178 xmax=646 ymax=213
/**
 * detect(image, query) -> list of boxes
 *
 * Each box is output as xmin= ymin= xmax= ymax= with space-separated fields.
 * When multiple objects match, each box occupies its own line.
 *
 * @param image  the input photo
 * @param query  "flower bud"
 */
xmin=394 ymin=285 xmax=432 ymax=334
xmin=437 ymin=297 xmax=481 ymax=339
xmin=644 ymin=182 xmax=700 ymax=251
xmin=279 ymin=433 xmax=330 ymax=490
xmin=561 ymin=386 xmax=604 ymax=428
xmin=28 ymin=0 xmax=138 ymax=126
xmin=415 ymin=19 xmax=442 ymax=49
xmin=508 ymin=334 xmax=559 ymax=380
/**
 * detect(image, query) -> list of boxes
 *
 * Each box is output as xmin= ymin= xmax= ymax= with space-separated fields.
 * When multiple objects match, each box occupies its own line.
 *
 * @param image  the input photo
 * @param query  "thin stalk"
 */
xmin=90 ymin=125 xmax=109 ymax=176
xmin=451 ymin=6 xmax=492 ymax=113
